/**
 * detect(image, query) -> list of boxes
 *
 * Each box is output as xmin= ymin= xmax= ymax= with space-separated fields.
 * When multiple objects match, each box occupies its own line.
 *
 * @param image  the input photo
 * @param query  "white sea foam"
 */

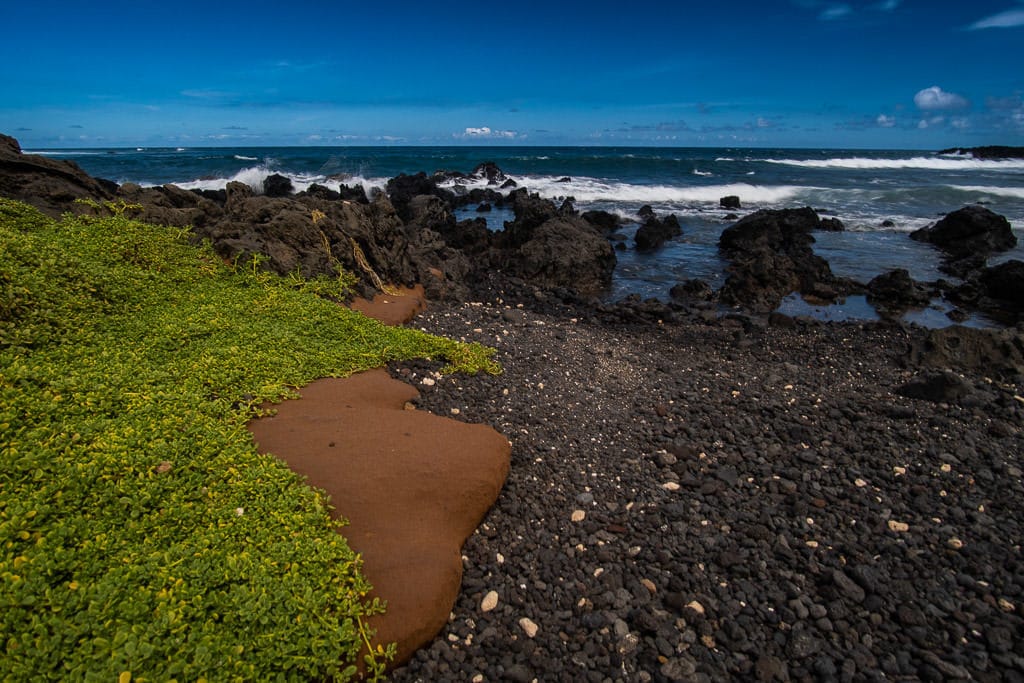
xmin=764 ymin=156 xmax=1024 ymax=171
xmin=692 ymin=169 xmax=713 ymax=177
xmin=175 ymin=165 xmax=388 ymax=196
xmin=234 ymin=155 xmax=258 ymax=161
xmin=948 ymin=185 xmax=1024 ymax=200
xmin=520 ymin=175 xmax=807 ymax=205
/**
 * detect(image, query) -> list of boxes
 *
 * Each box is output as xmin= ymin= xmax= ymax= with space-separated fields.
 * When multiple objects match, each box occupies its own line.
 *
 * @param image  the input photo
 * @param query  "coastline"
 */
xmin=3 ymin=133 xmax=1023 ymax=679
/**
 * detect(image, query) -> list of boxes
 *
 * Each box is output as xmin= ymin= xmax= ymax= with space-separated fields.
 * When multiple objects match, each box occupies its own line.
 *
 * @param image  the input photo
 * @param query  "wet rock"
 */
xmin=866 ymin=268 xmax=933 ymax=316
xmin=718 ymin=207 xmax=857 ymax=312
xmin=910 ymin=205 xmax=1017 ymax=277
xmin=262 ymin=173 xmax=294 ymax=197
xmin=635 ymin=213 xmax=682 ymax=251
xmin=720 ymin=195 xmax=741 ymax=210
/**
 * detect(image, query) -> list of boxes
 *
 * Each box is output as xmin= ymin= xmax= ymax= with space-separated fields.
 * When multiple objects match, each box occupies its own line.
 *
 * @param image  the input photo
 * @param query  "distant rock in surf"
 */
xmin=937 ymin=145 xmax=1024 ymax=160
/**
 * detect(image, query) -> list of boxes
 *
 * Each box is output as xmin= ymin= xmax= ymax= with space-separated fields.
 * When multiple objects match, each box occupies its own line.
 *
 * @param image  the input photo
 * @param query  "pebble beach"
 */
xmin=387 ymin=283 xmax=1024 ymax=682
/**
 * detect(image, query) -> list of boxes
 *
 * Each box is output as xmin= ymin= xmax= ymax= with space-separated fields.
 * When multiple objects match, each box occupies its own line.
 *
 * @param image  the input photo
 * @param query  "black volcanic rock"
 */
xmin=581 ymin=210 xmax=621 ymax=234
xmin=720 ymin=195 xmax=741 ymax=210
xmin=470 ymin=161 xmax=507 ymax=185
xmin=866 ymin=269 xmax=933 ymax=317
xmin=502 ymin=189 xmax=561 ymax=245
xmin=938 ymin=146 xmax=1024 ymax=160
xmin=263 ymin=173 xmax=294 ymax=197
xmin=978 ymin=259 xmax=1024 ymax=308
xmin=507 ymin=216 xmax=616 ymax=296
xmin=0 ymin=132 xmax=115 ymax=215
xmin=386 ymin=172 xmax=456 ymax=222
xmin=910 ymin=205 xmax=1016 ymax=277
xmin=634 ymin=213 xmax=682 ymax=250
xmin=718 ymin=207 xmax=856 ymax=312
xmin=819 ymin=217 xmax=845 ymax=232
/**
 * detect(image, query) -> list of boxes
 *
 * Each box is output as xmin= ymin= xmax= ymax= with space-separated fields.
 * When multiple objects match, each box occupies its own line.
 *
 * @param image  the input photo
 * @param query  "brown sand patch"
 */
xmin=248 ymin=369 xmax=510 ymax=667
xmin=349 ymin=285 xmax=426 ymax=326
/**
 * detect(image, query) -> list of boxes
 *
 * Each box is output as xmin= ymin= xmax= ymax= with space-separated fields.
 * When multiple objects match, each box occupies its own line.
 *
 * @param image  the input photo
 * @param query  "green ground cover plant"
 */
xmin=0 ymin=198 xmax=499 ymax=681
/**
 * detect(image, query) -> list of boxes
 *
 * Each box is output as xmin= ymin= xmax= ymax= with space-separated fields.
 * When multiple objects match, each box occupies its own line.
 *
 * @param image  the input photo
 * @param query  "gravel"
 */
xmin=386 ymin=282 xmax=1024 ymax=682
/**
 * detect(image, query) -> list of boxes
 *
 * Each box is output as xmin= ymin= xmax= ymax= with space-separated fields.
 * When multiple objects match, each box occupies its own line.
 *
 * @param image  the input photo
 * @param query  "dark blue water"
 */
xmin=32 ymin=145 xmax=1024 ymax=326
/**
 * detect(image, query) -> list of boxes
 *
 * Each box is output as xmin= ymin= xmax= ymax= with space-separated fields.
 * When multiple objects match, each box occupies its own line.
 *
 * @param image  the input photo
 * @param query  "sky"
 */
xmin=1 ymin=0 xmax=1022 ymax=149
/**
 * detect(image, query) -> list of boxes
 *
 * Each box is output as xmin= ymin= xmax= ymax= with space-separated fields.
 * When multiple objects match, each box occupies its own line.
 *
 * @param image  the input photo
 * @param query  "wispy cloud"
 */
xmin=820 ymin=4 xmax=852 ymax=20
xmin=966 ymin=5 xmax=1024 ymax=30
xmin=876 ymin=114 xmax=896 ymax=127
xmin=914 ymin=86 xmax=969 ymax=111
xmin=874 ymin=0 xmax=901 ymax=11
xmin=458 ymin=126 xmax=519 ymax=139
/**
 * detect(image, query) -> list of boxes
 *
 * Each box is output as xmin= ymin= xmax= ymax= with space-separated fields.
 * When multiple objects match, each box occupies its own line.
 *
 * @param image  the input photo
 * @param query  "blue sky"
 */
xmin=2 ymin=1 xmax=1022 ymax=148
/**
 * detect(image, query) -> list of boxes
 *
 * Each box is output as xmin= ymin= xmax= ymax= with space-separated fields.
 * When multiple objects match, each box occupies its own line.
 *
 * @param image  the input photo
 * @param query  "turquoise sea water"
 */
xmin=33 ymin=146 xmax=1024 ymax=325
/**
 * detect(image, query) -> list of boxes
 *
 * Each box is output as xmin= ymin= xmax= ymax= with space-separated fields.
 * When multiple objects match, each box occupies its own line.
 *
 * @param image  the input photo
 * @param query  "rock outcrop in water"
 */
xmin=634 ymin=212 xmax=682 ymax=251
xmin=717 ymin=207 xmax=859 ymax=312
xmin=910 ymin=205 xmax=1017 ymax=278
xmin=938 ymin=145 xmax=1024 ymax=160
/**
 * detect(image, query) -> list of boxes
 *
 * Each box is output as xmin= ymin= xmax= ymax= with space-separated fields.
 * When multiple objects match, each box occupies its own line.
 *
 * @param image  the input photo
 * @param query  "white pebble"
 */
xmin=888 ymin=520 xmax=910 ymax=532
xmin=450 ymin=408 xmax=461 ymax=415
xmin=420 ymin=377 xmax=436 ymax=386
xmin=519 ymin=617 xmax=539 ymax=638
xmin=662 ymin=481 xmax=681 ymax=491
xmin=480 ymin=590 xmax=499 ymax=612
xmin=571 ymin=510 xmax=586 ymax=523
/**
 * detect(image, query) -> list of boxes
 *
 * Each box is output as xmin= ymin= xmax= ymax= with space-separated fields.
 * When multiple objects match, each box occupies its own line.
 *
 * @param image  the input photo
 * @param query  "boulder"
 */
xmin=470 ymin=161 xmax=507 ymax=185
xmin=581 ymin=210 xmax=621 ymax=234
xmin=263 ymin=173 xmax=294 ymax=197
xmin=670 ymin=279 xmax=714 ymax=301
xmin=717 ymin=207 xmax=855 ymax=312
xmin=386 ymin=172 xmax=456 ymax=222
xmin=866 ymin=269 xmax=933 ymax=316
xmin=502 ymin=189 xmax=562 ymax=246
xmin=977 ymin=259 xmax=1024 ymax=308
xmin=508 ymin=216 xmax=616 ymax=296
xmin=819 ymin=217 xmax=845 ymax=232
xmin=720 ymin=195 xmax=741 ymax=210
xmin=910 ymin=206 xmax=1017 ymax=277
xmin=635 ymin=213 xmax=682 ymax=250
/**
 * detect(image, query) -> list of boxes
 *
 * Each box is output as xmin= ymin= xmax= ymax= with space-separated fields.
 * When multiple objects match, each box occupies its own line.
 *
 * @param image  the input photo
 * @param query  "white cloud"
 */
xmin=875 ymin=0 xmax=901 ymax=10
xmin=876 ymin=114 xmax=896 ymax=127
xmin=460 ymin=126 xmax=518 ymax=139
xmin=967 ymin=7 xmax=1024 ymax=29
xmin=917 ymin=115 xmax=946 ymax=129
xmin=951 ymin=117 xmax=970 ymax=130
xmin=914 ymin=86 xmax=969 ymax=111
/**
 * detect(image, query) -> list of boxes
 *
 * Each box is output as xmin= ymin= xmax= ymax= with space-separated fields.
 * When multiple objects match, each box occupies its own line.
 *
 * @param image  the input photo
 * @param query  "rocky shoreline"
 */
xmin=3 ymin=133 xmax=1024 ymax=680
xmin=387 ymin=285 xmax=1024 ymax=682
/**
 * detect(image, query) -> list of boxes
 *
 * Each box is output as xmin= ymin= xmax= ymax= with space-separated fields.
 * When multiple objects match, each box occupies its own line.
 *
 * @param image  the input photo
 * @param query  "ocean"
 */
xmin=31 ymin=146 xmax=1024 ymax=326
